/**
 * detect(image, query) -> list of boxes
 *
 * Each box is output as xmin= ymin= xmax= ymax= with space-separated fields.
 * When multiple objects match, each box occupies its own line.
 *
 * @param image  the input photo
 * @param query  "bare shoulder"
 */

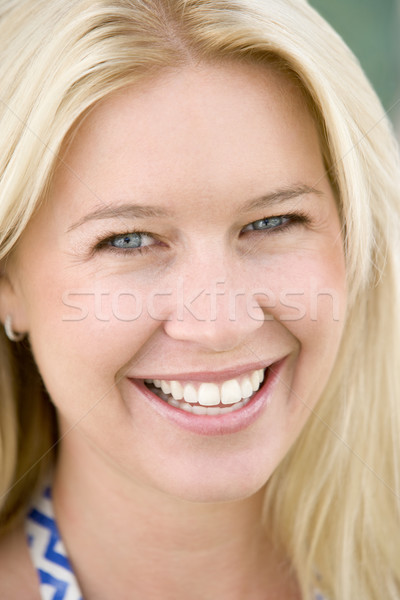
xmin=0 ymin=523 xmax=40 ymax=600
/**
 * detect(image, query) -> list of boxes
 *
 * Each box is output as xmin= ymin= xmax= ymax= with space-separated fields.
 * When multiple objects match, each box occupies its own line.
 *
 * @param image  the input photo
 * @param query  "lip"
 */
xmin=129 ymin=358 xmax=282 ymax=384
xmin=128 ymin=358 xmax=286 ymax=436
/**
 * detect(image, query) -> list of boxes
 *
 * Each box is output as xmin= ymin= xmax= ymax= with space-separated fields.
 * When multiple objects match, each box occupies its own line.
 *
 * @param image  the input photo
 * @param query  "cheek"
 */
xmin=22 ymin=267 xmax=161 ymax=414
xmin=262 ymin=242 xmax=346 ymax=328
xmin=264 ymin=251 xmax=347 ymax=405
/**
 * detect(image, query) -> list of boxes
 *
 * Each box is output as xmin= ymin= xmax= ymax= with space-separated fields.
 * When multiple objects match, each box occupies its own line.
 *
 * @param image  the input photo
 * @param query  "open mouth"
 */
xmin=144 ymin=368 xmax=267 ymax=416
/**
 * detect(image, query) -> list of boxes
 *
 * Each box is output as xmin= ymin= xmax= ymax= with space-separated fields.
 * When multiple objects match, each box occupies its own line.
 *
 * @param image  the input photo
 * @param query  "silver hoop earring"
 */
xmin=4 ymin=315 xmax=24 ymax=342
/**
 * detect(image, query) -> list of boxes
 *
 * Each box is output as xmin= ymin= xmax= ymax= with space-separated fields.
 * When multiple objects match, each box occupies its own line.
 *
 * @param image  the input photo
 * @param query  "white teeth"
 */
xmin=183 ymin=383 xmax=197 ymax=404
xmin=147 ymin=368 xmax=267 ymax=412
xmin=161 ymin=380 xmax=171 ymax=395
xmin=192 ymin=405 xmax=207 ymax=415
xmin=250 ymin=371 xmax=260 ymax=391
xmin=168 ymin=397 xmax=251 ymax=415
xmin=170 ymin=380 xmax=184 ymax=400
xmin=197 ymin=383 xmax=220 ymax=406
xmin=220 ymin=379 xmax=242 ymax=405
xmin=240 ymin=377 xmax=253 ymax=399
xmin=168 ymin=398 xmax=180 ymax=408
xmin=206 ymin=406 xmax=221 ymax=415
xmin=220 ymin=404 xmax=237 ymax=414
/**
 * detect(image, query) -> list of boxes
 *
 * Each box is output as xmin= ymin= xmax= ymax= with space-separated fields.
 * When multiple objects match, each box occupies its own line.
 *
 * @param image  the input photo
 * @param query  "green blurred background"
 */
xmin=309 ymin=0 xmax=400 ymax=134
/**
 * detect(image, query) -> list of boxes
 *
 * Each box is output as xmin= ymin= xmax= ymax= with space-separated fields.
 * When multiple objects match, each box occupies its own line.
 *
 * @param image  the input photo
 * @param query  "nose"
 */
xmin=163 ymin=267 xmax=265 ymax=353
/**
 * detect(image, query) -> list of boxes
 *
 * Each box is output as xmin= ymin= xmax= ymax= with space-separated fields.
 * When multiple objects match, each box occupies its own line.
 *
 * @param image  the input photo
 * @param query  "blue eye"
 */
xmin=243 ymin=216 xmax=290 ymax=232
xmin=108 ymin=232 xmax=155 ymax=249
xmin=95 ymin=231 xmax=158 ymax=255
xmin=111 ymin=233 xmax=142 ymax=248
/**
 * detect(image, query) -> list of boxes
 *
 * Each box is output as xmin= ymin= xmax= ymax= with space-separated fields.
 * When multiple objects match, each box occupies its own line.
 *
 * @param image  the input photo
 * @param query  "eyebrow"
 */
xmin=67 ymin=203 xmax=172 ymax=232
xmin=238 ymin=184 xmax=323 ymax=213
xmin=67 ymin=184 xmax=322 ymax=232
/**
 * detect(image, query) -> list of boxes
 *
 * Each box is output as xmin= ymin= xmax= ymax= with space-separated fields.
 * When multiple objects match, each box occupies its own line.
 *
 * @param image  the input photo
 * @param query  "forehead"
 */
xmin=50 ymin=60 xmax=324 ymax=219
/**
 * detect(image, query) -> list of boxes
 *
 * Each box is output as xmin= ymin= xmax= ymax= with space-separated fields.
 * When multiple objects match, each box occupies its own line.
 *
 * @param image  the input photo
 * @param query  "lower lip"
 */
xmin=129 ymin=359 xmax=286 ymax=436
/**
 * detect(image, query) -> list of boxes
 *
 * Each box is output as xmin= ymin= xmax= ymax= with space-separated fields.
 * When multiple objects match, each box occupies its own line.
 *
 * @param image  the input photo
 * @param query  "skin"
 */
xmin=0 ymin=61 xmax=346 ymax=598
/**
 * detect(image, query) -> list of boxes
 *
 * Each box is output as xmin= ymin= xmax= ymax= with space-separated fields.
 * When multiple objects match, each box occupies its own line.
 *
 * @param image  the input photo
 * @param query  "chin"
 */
xmin=146 ymin=462 xmax=272 ymax=505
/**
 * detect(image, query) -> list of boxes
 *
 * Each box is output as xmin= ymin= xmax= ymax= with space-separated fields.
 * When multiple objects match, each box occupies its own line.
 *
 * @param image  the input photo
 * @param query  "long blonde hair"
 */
xmin=0 ymin=1 xmax=399 ymax=597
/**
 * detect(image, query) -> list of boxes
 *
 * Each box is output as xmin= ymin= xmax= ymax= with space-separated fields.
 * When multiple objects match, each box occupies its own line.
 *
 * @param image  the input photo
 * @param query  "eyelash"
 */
xmin=240 ymin=211 xmax=311 ymax=235
xmin=93 ymin=211 xmax=312 ymax=256
xmin=93 ymin=231 xmax=159 ymax=257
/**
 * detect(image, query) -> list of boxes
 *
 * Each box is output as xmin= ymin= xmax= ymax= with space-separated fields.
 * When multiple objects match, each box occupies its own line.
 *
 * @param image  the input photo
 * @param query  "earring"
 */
xmin=4 ymin=315 xmax=25 ymax=342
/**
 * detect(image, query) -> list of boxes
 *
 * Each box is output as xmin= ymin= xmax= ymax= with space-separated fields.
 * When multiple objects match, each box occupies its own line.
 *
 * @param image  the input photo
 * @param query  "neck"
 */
xmin=53 ymin=434 xmax=297 ymax=600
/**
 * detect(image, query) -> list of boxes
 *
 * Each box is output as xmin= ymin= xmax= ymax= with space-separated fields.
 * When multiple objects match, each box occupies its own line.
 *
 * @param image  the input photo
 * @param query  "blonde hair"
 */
xmin=0 ymin=0 xmax=399 ymax=597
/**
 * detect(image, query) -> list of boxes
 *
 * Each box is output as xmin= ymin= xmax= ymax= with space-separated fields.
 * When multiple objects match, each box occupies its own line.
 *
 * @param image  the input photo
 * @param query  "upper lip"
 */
xmin=128 ymin=357 xmax=284 ymax=383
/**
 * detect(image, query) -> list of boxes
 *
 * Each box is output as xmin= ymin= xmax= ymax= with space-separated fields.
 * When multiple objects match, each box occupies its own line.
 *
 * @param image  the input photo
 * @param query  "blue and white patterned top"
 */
xmin=25 ymin=484 xmax=328 ymax=600
xmin=25 ymin=485 xmax=83 ymax=600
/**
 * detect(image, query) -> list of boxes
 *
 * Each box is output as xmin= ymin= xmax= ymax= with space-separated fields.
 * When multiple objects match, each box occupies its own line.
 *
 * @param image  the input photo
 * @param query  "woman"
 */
xmin=0 ymin=0 xmax=399 ymax=598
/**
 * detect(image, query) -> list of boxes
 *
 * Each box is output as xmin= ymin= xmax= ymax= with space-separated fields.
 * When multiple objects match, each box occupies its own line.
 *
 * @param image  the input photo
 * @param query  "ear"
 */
xmin=0 ymin=259 xmax=29 ymax=334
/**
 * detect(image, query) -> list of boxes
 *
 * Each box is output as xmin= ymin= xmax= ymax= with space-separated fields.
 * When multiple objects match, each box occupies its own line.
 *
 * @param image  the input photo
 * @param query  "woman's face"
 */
xmin=4 ymin=62 xmax=346 ymax=502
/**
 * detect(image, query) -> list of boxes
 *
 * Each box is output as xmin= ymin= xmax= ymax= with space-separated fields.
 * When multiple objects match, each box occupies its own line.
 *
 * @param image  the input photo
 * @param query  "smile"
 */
xmin=131 ymin=359 xmax=285 ymax=435
xmin=144 ymin=368 xmax=266 ymax=415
